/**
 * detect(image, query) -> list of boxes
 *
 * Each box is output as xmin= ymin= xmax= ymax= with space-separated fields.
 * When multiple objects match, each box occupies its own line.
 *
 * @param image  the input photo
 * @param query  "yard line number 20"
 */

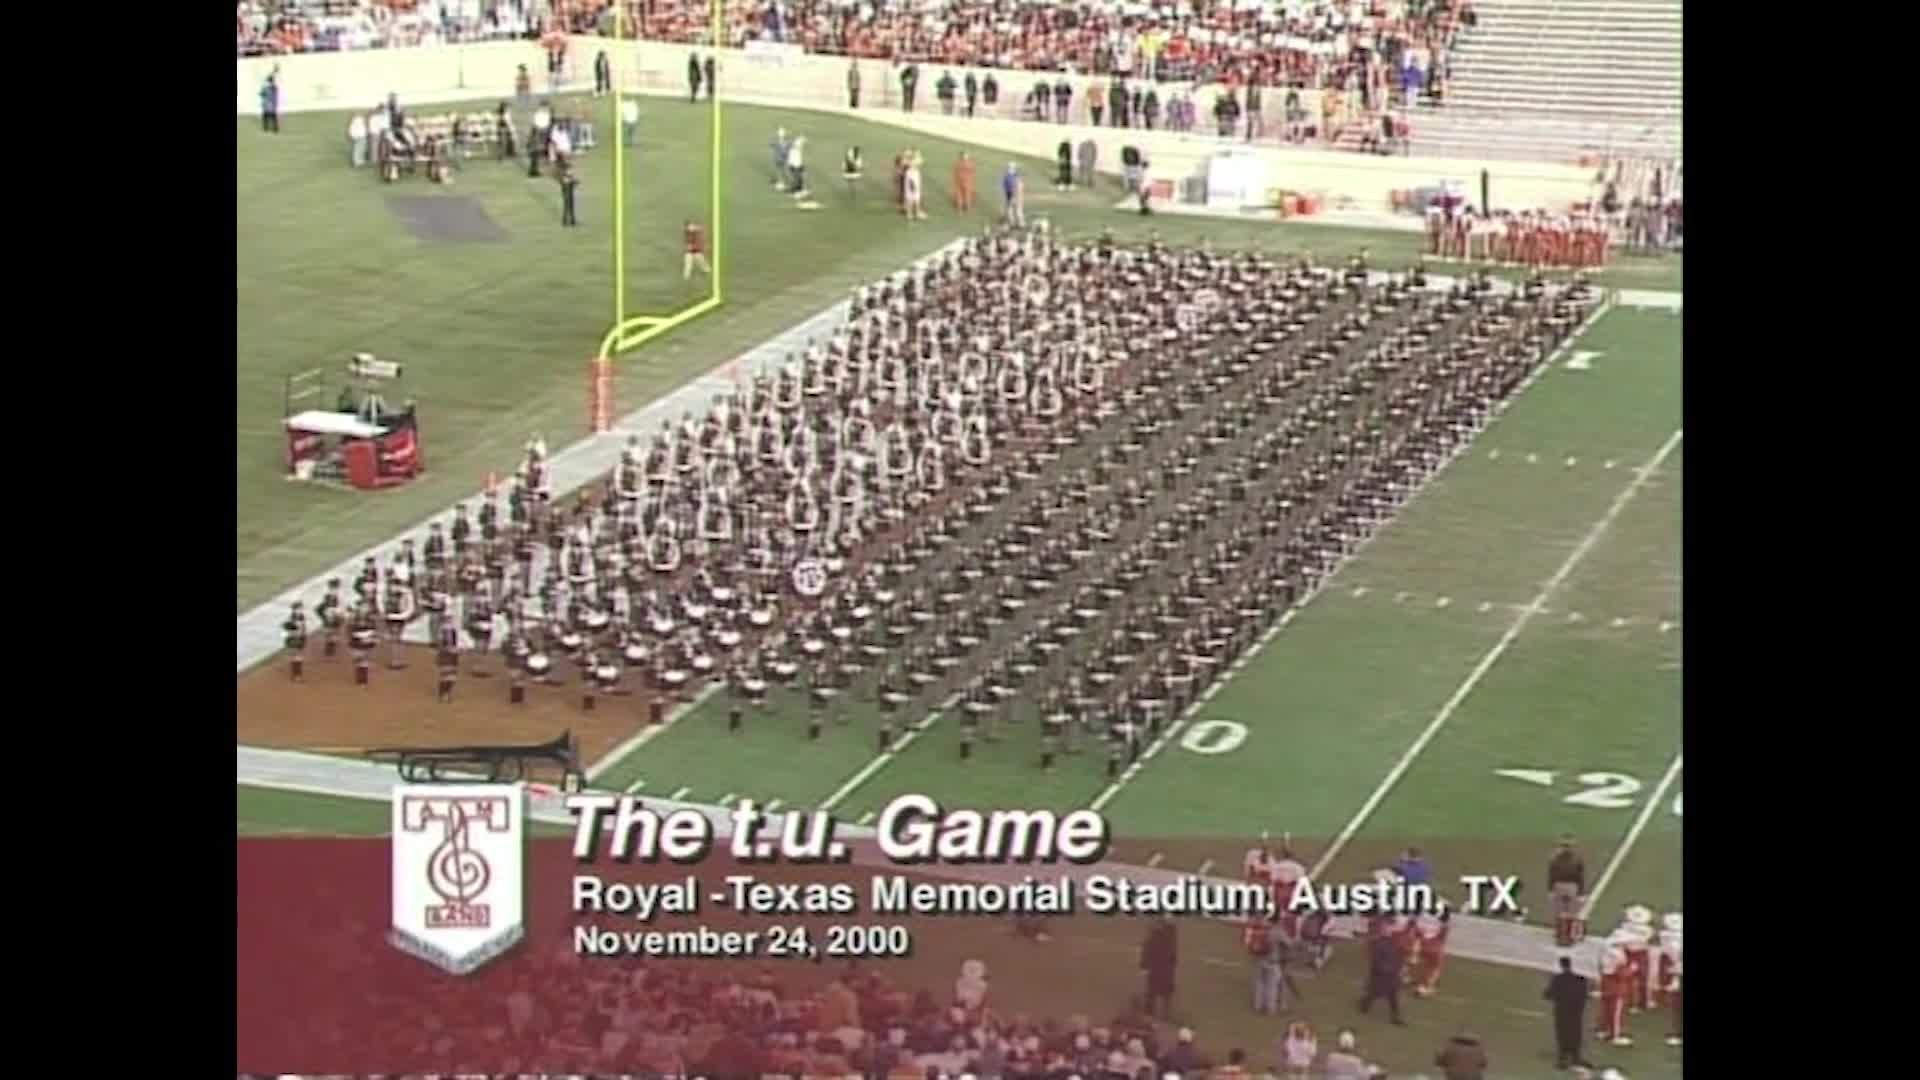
xmin=1565 ymin=772 xmax=1684 ymax=817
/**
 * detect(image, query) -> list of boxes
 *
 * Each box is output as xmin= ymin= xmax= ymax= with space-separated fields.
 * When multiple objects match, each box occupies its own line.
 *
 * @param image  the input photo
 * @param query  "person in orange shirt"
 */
xmin=953 ymin=152 xmax=977 ymax=212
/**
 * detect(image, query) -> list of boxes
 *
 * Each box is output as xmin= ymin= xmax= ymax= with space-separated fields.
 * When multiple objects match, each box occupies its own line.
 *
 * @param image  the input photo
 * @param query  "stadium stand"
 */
xmin=1403 ymin=0 xmax=1680 ymax=164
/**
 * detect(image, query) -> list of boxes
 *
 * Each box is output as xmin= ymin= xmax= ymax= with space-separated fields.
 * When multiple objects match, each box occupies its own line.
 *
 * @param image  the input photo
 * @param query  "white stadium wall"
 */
xmin=238 ymin=39 xmax=1600 ymax=213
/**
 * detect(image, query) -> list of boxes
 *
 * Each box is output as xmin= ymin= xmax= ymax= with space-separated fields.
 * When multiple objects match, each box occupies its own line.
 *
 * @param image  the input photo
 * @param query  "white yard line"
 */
xmin=585 ymin=681 xmax=725 ymax=780
xmin=817 ymin=695 xmax=958 ymax=813
xmin=1088 ymin=296 xmax=1624 ymax=816
xmin=1579 ymin=751 xmax=1683 ymax=920
xmin=1310 ymin=427 xmax=1683 ymax=880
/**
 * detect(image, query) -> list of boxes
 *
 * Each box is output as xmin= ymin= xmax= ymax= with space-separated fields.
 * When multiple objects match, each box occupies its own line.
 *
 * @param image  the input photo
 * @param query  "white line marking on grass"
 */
xmin=855 ymin=810 xmax=875 ymax=826
xmin=670 ymin=786 xmax=692 ymax=800
xmin=765 ymin=799 xmax=784 ymax=813
xmin=1084 ymin=298 xmax=1624 ymax=818
xmin=1526 ymin=452 xmax=1538 ymax=464
xmin=1195 ymin=859 xmax=1215 ymax=876
xmin=817 ymin=691 xmax=964 ymax=812
xmin=585 ymin=681 xmax=725 ymax=780
xmin=1580 ymin=751 xmax=1683 ymax=920
xmin=625 ymin=778 xmax=647 ymax=793
xmin=719 ymin=792 xmax=738 ymax=805
xmin=1309 ymin=428 xmax=1684 ymax=880
xmin=1435 ymin=596 xmax=1451 ymax=608
xmin=1477 ymin=600 xmax=1492 ymax=613
xmin=1146 ymin=852 xmax=1165 ymax=868
xmin=1604 ymin=460 xmax=1616 ymax=470
xmin=1565 ymin=456 xmax=1578 ymax=468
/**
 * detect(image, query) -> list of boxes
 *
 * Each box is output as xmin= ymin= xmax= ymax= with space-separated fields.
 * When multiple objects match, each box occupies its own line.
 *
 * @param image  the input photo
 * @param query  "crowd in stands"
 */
xmin=241 ymin=925 xmax=1412 ymax=1078
xmin=238 ymin=0 xmax=544 ymax=56
xmin=241 ymin=0 xmax=1472 ymax=116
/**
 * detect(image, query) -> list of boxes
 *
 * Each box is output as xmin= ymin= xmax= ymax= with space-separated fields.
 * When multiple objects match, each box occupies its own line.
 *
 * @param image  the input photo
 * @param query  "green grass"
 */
xmin=237 ymin=97 xmax=1680 ymax=611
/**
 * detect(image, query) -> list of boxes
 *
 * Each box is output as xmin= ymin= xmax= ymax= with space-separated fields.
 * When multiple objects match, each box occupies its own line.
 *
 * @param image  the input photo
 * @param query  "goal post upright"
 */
xmin=591 ymin=0 xmax=725 ymax=431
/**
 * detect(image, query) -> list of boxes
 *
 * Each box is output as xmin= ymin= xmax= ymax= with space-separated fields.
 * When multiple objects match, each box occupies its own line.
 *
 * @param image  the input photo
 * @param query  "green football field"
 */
xmin=240 ymin=94 xmax=1682 ymax=1077
xmin=236 ymin=94 xmax=1680 ymax=612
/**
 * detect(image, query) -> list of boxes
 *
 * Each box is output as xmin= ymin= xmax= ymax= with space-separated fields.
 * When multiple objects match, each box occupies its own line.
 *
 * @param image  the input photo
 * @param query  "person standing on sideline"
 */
xmin=703 ymin=55 xmax=716 ymax=100
xmin=769 ymin=128 xmax=790 ymax=189
xmin=621 ymin=96 xmax=639 ymax=146
xmin=348 ymin=111 xmax=369 ymax=167
xmin=687 ymin=53 xmax=703 ymax=102
xmin=1543 ymin=955 xmax=1592 ymax=1069
xmin=1054 ymin=140 xmax=1073 ymax=191
xmin=558 ymin=164 xmax=579 ymax=227
xmin=1001 ymin=163 xmax=1025 ymax=227
xmin=899 ymin=63 xmax=920 ymax=112
xmin=682 ymin=220 xmax=710 ymax=280
xmin=1547 ymin=836 xmax=1587 ymax=946
xmin=260 ymin=71 xmax=281 ymax=133
xmin=1139 ymin=916 xmax=1178 ymax=1018
xmin=952 ymin=152 xmax=976 ymax=211
xmin=1357 ymin=929 xmax=1406 ymax=1024
xmin=1395 ymin=846 xmax=1432 ymax=888
xmin=841 ymin=145 xmax=864 ymax=201
xmin=963 ymin=71 xmax=979 ymax=117
xmin=1247 ymin=914 xmax=1285 ymax=1015
xmin=784 ymin=135 xmax=808 ymax=196
xmin=593 ymin=50 xmax=611 ymax=97
xmin=1076 ymin=138 xmax=1097 ymax=189
xmin=847 ymin=61 xmax=861 ymax=108
xmin=529 ymin=100 xmax=553 ymax=178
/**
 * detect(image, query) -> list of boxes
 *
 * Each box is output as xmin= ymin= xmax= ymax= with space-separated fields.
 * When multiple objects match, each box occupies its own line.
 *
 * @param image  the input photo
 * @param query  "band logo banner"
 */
xmin=389 ymin=784 xmax=527 ymax=975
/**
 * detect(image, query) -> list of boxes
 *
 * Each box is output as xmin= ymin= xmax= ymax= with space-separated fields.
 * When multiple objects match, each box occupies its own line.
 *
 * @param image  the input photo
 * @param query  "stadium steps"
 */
xmin=1405 ymin=110 xmax=1680 ymax=165
xmin=1442 ymin=0 xmax=1682 ymax=123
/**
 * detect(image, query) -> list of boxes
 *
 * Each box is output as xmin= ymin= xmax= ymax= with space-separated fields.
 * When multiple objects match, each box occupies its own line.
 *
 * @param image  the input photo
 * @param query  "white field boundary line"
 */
xmin=235 ymin=237 xmax=969 ymax=678
xmin=1310 ymin=424 xmax=1685 ymax=881
xmin=1087 ymin=292 xmax=1621 ymax=816
xmin=234 ymin=746 xmax=1608 ymax=975
xmin=1578 ymin=751 xmax=1682 ymax=921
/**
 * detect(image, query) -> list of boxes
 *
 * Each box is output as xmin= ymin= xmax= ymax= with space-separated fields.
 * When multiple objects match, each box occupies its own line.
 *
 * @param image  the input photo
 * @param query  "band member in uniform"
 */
xmin=317 ymin=579 xmax=344 ymax=658
xmin=435 ymin=620 xmax=459 ymax=702
xmin=383 ymin=577 xmax=412 ymax=670
xmin=1547 ymin=837 xmax=1586 ymax=946
xmin=282 ymin=601 xmax=308 ymax=682
xmin=348 ymin=601 xmax=378 ymax=686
